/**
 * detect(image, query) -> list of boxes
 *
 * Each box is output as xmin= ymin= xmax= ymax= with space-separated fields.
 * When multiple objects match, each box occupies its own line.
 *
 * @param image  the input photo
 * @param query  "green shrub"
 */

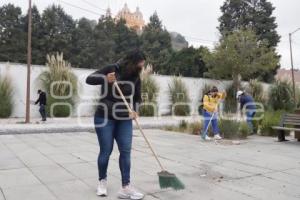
xmin=253 ymin=111 xmax=264 ymax=134
xmin=164 ymin=120 xmax=202 ymax=135
xmin=37 ymin=53 xmax=77 ymax=117
xmin=164 ymin=118 xmax=250 ymax=139
xmin=47 ymin=98 xmax=72 ymax=117
xmin=164 ymin=118 xmax=249 ymax=138
xmin=188 ymin=121 xmax=202 ymax=135
xmin=164 ymin=120 xmax=187 ymax=133
xmin=296 ymin=86 xmax=300 ymax=108
xmin=224 ymin=83 xmax=237 ymax=113
xmin=218 ymin=119 xmax=249 ymax=139
xmin=168 ymin=76 xmax=190 ymax=116
xmin=139 ymin=75 xmax=159 ymax=116
xmin=246 ymin=79 xmax=265 ymax=103
xmin=259 ymin=110 xmax=284 ymax=136
xmin=179 ymin=120 xmax=188 ymax=130
xmin=198 ymin=84 xmax=212 ymax=114
xmin=0 ymin=74 xmax=13 ymax=118
xmin=268 ymin=80 xmax=295 ymax=111
xmin=239 ymin=122 xmax=251 ymax=138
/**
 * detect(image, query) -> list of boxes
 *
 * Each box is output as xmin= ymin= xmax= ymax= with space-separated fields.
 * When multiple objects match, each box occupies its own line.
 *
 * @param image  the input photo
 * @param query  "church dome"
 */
xmin=114 ymin=3 xmax=145 ymax=32
xmin=134 ymin=7 xmax=143 ymax=18
xmin=122 ymin=3 xmax=130 ymax=13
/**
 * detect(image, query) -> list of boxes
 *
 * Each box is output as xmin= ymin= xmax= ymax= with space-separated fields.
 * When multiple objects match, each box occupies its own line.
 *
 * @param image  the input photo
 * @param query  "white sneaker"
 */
xmin=96 ymin=179 xmax=107 ymax=196
xmin=214 ymin=134 xmax=222 ymax=140
xmin=118 ymin=185 xmax=144 ymax=200
xmin=204 ymin=135 xmax=212 ymax=141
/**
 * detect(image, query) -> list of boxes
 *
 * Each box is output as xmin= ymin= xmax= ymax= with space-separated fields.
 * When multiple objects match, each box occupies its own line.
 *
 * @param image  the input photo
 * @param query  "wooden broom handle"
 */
xmin=113 ymin=82 xmax=165 ymax=171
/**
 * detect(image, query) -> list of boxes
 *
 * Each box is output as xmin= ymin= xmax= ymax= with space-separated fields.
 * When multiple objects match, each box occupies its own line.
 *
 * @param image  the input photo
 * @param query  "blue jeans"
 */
xmin=202 ymin=110 xmax=220 ymax=137
xmin=246 ymin=111 xmax=256 ymax=133
xmin=94 ymin=117 xmax=133 ymax=186
xmin=39 ymin=104 xmax=46 ymax=120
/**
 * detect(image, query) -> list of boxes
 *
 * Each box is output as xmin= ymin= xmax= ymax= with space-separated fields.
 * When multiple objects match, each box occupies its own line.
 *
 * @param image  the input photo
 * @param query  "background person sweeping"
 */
xmin=201 ymin=86 xmax=226 ymax=141
xmin=237 ymin=90 xmax=256 ymax=134
xmin=86 ymin=50 xmax=145 ymax=199
xmin=34 ymin=89 xmax=47 ymax=121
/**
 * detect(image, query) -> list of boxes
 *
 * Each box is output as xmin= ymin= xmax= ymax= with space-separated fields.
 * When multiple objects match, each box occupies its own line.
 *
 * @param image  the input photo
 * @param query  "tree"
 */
xmin=218 ymin=0 xmax=280 ymax=82
xmin=91 ymin=16 xmax=116 ymax=68
xmin=0 ymin=4 xmax=26 ymax=63
xmin=141 ymin=12 xmax=173 ymax=74
xmin=70 ymin=17 xmax=95 ymax=68
xmin=22 ymin=5 xmax=44 ymax=64
xmin=71 ymin=16 xmax=140 ymax=68
xmin=166 ymin=46 xmax=209 ymax=77
xmin=1 ymin=3 xmax=211 ymax=78
xmin=204 ymin=29 xmax=279 ymax=89
xmin=219 ymin=0 xmax=280 ymax=48
xmin=40 ymin=5 xmax=76 ymax=61
xmin=112 ymin=19 xmax=140 ymax=61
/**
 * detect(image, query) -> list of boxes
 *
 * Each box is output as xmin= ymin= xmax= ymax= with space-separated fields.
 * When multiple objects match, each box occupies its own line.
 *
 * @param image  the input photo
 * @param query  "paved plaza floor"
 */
xmin=0 ymin=130 xmax=300 ymax=200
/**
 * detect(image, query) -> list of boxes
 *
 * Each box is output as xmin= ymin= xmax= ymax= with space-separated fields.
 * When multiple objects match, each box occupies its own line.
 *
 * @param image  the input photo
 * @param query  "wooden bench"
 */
xmin=272 ymin=113 xmax=300 ymax=142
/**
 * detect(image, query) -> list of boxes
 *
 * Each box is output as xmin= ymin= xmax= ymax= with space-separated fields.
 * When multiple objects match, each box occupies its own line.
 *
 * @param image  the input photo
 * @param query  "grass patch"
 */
xmin=37 ymin=53 xmax=77 ymax=117
xmin=164 ymin=120 xmax=201 ymax=135
xmin=268 ymin=80 xmax=295 ymax=111
xmin=164 ymin=119 xmax=249 ymax=139
xmin=0 ymin=74 xmax=13 ymax=118
xmin=218 ymin=119 xmax=250 ymax=139
xmin=258 ymin=110 xmax=285 ymax=136
xmin=168 ymin=76 xmax=191 ymax=116
xmin=139 ymin=74 xmax=159 ymax=116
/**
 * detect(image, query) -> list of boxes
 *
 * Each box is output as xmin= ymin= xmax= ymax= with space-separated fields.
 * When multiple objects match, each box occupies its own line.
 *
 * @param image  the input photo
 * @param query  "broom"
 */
xmin=202 ymin=111 xmax=216 ymax=139
xmin=113 ymin=81 xmax=185 ymax=190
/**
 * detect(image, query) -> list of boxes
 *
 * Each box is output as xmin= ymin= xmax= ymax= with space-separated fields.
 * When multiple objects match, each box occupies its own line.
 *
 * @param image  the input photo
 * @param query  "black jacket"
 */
xmin=35 ymin=92 xmax=47 ymax=106
xmin=86 ymin=64 xmax=141 ymax=120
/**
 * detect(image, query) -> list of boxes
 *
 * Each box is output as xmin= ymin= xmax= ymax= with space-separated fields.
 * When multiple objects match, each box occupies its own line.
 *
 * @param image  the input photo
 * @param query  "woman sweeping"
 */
xmin=86 ymin=50 xmax=146 ymax=199
xmin=201 ymin=86 xmax=226 ymax=141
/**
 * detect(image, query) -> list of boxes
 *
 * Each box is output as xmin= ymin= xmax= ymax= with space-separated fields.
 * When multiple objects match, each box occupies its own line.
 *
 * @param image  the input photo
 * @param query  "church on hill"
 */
xmin=106 ymin=3 xmax=145 ymax=33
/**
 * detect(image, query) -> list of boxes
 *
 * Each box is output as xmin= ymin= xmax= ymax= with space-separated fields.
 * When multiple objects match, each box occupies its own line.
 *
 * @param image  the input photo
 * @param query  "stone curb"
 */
xmin=0 ymin=122 xmax=178 ymax=135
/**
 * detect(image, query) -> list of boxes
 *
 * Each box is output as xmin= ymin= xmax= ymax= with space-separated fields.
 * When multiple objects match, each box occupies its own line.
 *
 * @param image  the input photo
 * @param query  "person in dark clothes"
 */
xmin=86 ymin=50 xmax=145 ymax=199
xmin=237 ymin=90 xmax=256 ymax=134
xmin=35 ymin=89 xmax=47 ymax=121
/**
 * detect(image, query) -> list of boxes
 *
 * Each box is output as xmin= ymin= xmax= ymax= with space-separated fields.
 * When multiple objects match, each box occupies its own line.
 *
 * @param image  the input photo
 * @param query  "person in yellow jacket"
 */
xmin=201 ymin=86 xmax=226 ymax=141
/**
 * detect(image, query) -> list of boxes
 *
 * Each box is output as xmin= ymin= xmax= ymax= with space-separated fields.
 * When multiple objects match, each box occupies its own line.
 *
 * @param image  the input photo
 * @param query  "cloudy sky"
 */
xmin=2 ymin=0 xmax=300 ymax=69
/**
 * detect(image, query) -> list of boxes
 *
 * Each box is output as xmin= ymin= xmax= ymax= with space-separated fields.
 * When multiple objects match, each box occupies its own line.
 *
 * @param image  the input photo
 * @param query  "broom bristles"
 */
xmin=158 ymin=171 xmax=185 ymax=190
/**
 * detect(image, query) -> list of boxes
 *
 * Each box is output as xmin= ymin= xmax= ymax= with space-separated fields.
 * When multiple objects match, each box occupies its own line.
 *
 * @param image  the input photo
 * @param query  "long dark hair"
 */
xmin=118 ymin=50 xmax=146 ymax=78
xmin=210 ymin=86 xmax=219 ymax=93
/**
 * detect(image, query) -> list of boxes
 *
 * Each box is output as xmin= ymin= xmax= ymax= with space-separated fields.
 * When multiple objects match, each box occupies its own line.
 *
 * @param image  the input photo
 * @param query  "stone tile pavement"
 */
xmin=0 ymin=130 xmax=300 ymax=200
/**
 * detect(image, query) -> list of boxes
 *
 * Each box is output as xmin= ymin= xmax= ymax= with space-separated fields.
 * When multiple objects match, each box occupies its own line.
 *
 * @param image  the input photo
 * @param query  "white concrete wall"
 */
xmin=0 ymin=62 xmax=269 ymax=118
